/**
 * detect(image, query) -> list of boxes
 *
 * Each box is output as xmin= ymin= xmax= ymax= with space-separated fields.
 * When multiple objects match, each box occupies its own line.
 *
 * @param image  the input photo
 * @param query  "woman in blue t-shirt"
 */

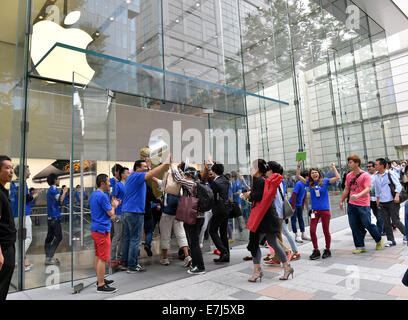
xmin=296 ymin=160 xmax=340 ymax=260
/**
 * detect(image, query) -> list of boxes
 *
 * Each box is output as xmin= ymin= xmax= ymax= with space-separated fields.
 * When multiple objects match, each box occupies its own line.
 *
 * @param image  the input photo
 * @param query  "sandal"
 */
xmin=263 ymin=253 xmax=273 ymax=261
xmin=243 ymin=256 xmax=253 ymax=261
xmin=290 ymin=253 xmax=301 ymax=261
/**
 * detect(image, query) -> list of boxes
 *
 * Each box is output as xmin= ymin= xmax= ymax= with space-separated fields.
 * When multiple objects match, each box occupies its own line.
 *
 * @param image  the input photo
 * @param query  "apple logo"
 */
xmin=31 ymin=11 xmax=95 ymax=85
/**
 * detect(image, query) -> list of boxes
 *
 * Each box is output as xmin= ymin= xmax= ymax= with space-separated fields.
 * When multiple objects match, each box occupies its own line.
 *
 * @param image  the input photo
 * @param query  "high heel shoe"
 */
xmin=248 ymin=267 xmax=263 ymax=283
xmin=279 ymin=265 xmax=294 ymax=280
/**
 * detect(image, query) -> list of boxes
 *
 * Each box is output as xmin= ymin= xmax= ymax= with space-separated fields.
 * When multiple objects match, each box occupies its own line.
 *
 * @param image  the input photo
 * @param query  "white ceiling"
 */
xmin=352 ymin=0 xmax=408 ymax=35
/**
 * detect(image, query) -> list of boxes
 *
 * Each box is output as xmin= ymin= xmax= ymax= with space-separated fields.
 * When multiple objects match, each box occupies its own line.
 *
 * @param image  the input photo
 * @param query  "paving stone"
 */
xmin=337 ymin=278 xmax=395 ymax=294
xmin=353 ymin=290 xmax=397 ymax=300
xmin=230 ymin=290 xmax=263 ymax=300
xmin=310 ymin=290 xmax=336 ymax=300
xmin=325 ymin=268 xmax=348 ymax=276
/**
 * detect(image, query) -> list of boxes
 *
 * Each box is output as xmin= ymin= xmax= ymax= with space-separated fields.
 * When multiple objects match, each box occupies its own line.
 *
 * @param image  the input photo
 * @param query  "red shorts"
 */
xmin=92 ymin=231 xmax=111 ymax=261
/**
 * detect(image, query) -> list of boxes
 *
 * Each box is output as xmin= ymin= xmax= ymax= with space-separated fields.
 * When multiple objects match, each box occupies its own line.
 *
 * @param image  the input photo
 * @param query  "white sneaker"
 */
xmin=295 ymin=236 xmax=303 ymax=243
xmin=183 ymin=256 xmax=192 ymax=267
xmin=160 ymin=258 xmax=170 ymax=266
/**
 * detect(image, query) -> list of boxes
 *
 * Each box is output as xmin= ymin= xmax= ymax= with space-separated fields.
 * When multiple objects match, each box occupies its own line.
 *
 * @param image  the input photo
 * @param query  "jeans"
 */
xmin=282 ymin=220 xmax=298 ymax=253
xmin=370 ymin=201 xmax=384 ymax=234
xmin=241 ymin=202 xmax=251 ymax=223
xmin=347 ymin=203 xmax=381 ymax=249
xmin=144 ymin=217 xmax=154 ymax=247
xmin=291 ymin=206 xmax=305 ymax=233
xmin=184 ymin=218 xmax=205 ymax=270
xmin=44 ymin=217 xmax=62 ymax=258
xmin=122 ymin=212 xmax=144 ymax=268
xmin=110 ymin=215 xmax=123 ymax=262
xmin=405 ymin=202 xmax=408 ymax=246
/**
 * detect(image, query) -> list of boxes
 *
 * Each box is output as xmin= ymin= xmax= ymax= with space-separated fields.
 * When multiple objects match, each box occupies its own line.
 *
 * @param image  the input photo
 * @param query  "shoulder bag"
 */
xmin=278 ymin=186 xmax=294 ymax=219
xmin=175 ymin=185 xmax=199 ymax=225
xmin=388 ymin=171 xmax=408 ymax=204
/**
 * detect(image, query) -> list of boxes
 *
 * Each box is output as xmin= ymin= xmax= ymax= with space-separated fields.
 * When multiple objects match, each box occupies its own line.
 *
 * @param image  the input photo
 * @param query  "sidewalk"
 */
xmin=8 ymin=209 xmax=408 ymax=300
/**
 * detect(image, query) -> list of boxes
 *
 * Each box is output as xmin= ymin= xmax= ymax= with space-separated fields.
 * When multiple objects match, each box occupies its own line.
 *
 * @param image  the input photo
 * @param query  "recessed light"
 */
xmin=180 ymin=57 xmax=184 ymax=60
xmin=126 ymin=0 xmax=131 ymax=3
xmin=95 ymin=31 xmax=100 ymax=36
xmin=141 ymin=46 xmax=145 ymax=49
xmin=176 ymin=19 xmax=180 ymax=23
xmin=39 ymin=15 xmax=43 ymax=20
xmin=196 ymin=47 xmax=201 ymax=50
xmin=196 ymin=2 xmax=200 ymax=6
xmin=109 ymin=17 xmax=114 ymax=21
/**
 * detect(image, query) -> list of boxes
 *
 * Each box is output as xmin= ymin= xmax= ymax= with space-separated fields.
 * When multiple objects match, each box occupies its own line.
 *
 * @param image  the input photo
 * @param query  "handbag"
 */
xmin=162 ymin=170 xmax=181 ymax=196
xmin=175 ymin=185 xmax=199 ymax=225
xmin=278 ymin=186 xmax=294 ymax=219
xmin=226 ymin=201 xmax=242 ymax=218
xmin=388 ymin=171 xmax=408 ymax=203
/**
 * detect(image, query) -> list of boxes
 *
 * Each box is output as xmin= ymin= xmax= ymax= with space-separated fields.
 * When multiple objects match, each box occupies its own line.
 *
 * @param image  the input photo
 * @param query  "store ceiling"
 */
xmin=352 ymin=0 xmax=408 ymax=35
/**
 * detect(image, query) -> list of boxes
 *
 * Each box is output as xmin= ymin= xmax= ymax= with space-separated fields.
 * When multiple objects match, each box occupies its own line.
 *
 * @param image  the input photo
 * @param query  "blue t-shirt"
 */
xmin=291 ymin=180 xmax=307 ymax=207
xmin=306 ymin=178 xmax=331 ymax=211
xmin=232 ymin=179 xmax=243 ymax=204
xmin=122 ymin=172 xmax=147 ymax=213
xmin=47 ymin=185 xmax=61 ymax=218
xmin=112 ymin=181 xmax=125 ymax=215
xmin=90 ymin=190 xmax=112 ymax=233
xmin=60 ymin=190 xmax=69 ymax=206
xmin=10 ymin=181 xmax=32 ymax=217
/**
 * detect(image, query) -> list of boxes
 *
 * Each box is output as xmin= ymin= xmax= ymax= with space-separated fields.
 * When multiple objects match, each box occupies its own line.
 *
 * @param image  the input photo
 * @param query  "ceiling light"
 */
xmin=392 ymin=0 xmax=408 ymax=18
xmin=141 ymin=46 xmax=145 ymax=49
xmin=39 ymin=15 xmax=44 ymax=20
xmin=126 ymin=0 xmax=131 ymax=3
xmin=95 ymin=31 xmax=100 ymax=36
xmin=180 ymin=57 xmax=184 ymax=60
xmin=196 ymin=2 xmax=200 ymax=7
xmin=176 ymin=19 xmax=180 ymax=23
xmin=109 ymin=17 xmax=114 ymax=21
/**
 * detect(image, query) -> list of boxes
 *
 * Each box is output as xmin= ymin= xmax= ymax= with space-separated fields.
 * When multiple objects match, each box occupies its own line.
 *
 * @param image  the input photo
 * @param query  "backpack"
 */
xmin=195 ymin=181 xmax=214 ymax=212
xmin=161 ymin=170 xmax=181 ymax=196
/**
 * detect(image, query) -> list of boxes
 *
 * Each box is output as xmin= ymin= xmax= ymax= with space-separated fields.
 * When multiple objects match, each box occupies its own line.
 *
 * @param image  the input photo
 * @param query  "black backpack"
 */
xmin=195 ymin=182 xmax=214 ymax=212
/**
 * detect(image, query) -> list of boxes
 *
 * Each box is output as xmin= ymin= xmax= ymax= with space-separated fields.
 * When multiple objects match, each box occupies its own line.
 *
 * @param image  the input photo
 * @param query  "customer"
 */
xmin=110 ymin=167 xmax=129 ymax=270
xmin=264 ymin=161 xmax=296 ymax=264
xmin=90 ymin=174 xmax=119 ymax=293
xmin=340 ymin=155 xmax=384 ymax=253
xmin=296 ymin=160 xmax=340 ymax=260
xmin=242 ymin=159 xmax=294 ymax=282
xmin=374 ymin=158 xmax=406 ymax=247
xmin=44 ymin=174 xmax=67 ymax=265
xmin=208 ymin=162 xmax=230 ymax=263
xmin=366 ymin=161 xmax=384 ymax=234
xmin=290 ymin=170 xmax=309 ymax=243
xmin=10 ymin=165 xmax=42 ymax=271
xmin=158 ymin=163 xmax=192 ymax=267
xmin=0 ymin=156 xmax=16 ymax=300
xmin=172 ymin=165 xmax=206 ymax=275
xmin=121 ymin=154 xmax=171 ymax=273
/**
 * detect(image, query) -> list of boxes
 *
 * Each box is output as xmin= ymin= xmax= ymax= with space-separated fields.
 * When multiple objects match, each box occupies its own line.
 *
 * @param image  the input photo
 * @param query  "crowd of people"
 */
xmin=1 ymin=152 xmax=408 ymax=298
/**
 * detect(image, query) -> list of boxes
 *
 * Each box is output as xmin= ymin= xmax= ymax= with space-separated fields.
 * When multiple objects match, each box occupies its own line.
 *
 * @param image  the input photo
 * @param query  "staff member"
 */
xmin=90 ymin=174 xmax=119 ymax=293
xmin=0 ymin=156 xmax=16 ymax=300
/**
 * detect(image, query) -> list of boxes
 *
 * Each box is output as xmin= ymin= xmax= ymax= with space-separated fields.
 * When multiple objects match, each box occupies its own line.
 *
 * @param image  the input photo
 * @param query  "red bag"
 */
xmin=246 ymin=173 xmax=284 ymax=233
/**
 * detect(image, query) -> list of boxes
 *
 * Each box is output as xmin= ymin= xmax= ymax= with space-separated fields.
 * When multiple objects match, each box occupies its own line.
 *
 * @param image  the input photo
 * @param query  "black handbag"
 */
xmin=226 ymin=201 xmax=242 ymax=218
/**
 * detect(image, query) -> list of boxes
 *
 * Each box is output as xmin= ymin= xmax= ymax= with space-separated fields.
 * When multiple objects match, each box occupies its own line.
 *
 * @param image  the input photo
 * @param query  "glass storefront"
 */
xmin=1 ymin=0 xmax=404 ymax=293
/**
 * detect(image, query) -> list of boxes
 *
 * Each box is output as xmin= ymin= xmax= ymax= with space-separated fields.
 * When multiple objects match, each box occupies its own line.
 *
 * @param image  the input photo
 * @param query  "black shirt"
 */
xmin=0 ymin=183 xmax=16 ymax=245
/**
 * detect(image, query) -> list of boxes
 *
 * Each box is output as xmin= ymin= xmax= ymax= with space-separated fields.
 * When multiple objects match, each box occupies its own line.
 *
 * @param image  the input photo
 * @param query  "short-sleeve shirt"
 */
xmin=291 ymin=180 xmax=307 ymax=207
xmin=346 ymin=170 xmax=371 ymax=207
xmin=232 ymin=180 xmax=243 ymax=204
xmin=306 ymin=178 xmax=331 ymax=211
xmin=10 ymin=181 xmax=32 ymax=217
xmin=112 ymin=181 xmax=125 ymax=215
xmin=122 ymin=172 xmax=147 ymax=214
xmin=47 ymin=185 xmax=61 ymax=218
xmin=90 ymin=190 xmax=112 ymax=233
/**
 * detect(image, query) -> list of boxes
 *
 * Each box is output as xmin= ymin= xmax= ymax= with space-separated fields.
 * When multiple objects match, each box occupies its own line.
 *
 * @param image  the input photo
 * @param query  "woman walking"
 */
xmin=296 ymin=160 xmax=340 ymax=260
xmin=241 ymin=159 xmax=294 ymax=282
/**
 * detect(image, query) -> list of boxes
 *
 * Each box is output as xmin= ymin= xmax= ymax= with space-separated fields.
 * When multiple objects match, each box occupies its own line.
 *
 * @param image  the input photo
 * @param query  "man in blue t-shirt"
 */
xmin=121 ymin=154 xmax=172 ymax=273
xmin=109 ymin=164 xmax=123 ymax=199
xmin=89 ymin=173 xmax=119 ymax=293
xmin=10 ymin=165 xmax=42 ymax=271
xmin=290 ymin=170 xmax=310 ymax=243
xmin=45 ymin=173 xmax=68 ymax=265
xmin=110 ymin=166 xmax=129 ymax=269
